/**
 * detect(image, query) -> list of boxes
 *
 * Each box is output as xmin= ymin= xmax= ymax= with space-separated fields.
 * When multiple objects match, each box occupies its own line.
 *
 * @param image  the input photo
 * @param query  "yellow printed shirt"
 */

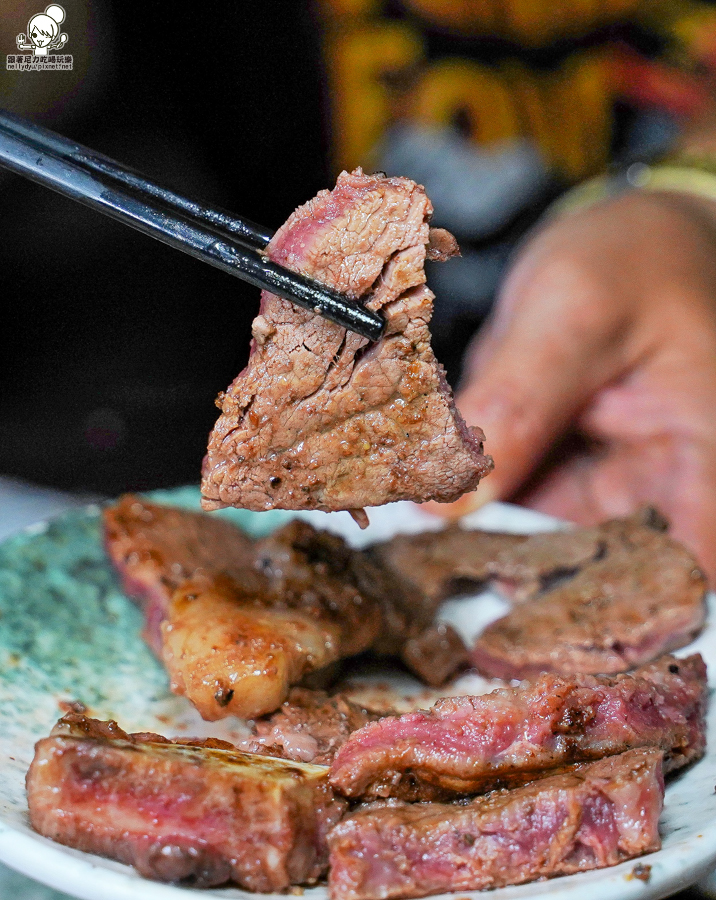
xmin=316 ymin=0 xmax=716 ymax=328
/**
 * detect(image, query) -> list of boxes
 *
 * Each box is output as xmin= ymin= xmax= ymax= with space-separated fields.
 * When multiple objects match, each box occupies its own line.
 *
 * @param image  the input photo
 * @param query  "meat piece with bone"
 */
xmin=103 ymin=498 xmax=468 ymax=715
xmin=329 ymin=653 xmax=706 ymax=801
xmin=200 ymin=168 xmax=492 ymax=517
xmin=472 ymin=514 xmax=707 ymax=679
xmin=26 ymin=714 xmax=347 ymax=891
xmin=328 ymin=748 xmax=664 ymax=900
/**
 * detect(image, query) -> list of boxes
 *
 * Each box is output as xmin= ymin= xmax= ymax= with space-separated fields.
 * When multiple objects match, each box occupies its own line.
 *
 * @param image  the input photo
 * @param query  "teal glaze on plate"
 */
xmin=0 ymin=490 xmax=715 ymax=900
xmin=0 ymin=490 xmax=293 ymax=836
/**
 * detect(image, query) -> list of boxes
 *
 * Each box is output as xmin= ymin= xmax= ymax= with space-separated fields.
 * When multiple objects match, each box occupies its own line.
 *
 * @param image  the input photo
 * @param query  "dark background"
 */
xmin=1 ymin=4 xmax=337 ymax=494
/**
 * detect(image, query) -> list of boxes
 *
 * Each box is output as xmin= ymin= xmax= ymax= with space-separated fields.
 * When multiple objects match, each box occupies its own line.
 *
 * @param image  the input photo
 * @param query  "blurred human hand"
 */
xmin=435 ymin=189 xmax=716 ymax=581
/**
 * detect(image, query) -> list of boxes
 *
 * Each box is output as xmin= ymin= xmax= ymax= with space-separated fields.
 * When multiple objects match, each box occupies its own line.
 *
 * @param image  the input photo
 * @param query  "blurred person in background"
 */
xmin=2 ymin=1 xmax=716 ymax=575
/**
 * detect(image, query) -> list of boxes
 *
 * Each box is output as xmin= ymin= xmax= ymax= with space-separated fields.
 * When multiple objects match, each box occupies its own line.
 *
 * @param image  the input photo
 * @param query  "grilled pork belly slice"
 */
xmin=201 ymin=168 xmax=492 ymax=516
xmin=27 ymin=714 xmax=347 ymax=891
xmin=328 ymin=748 xmax=664 ymax=900
xmin=329 ymin=654 xmax=706 ymax=801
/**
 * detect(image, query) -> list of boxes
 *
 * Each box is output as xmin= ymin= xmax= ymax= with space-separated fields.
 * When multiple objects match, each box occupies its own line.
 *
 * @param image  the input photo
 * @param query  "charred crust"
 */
xmin=214 ymin=687 xmax=235 ymax=708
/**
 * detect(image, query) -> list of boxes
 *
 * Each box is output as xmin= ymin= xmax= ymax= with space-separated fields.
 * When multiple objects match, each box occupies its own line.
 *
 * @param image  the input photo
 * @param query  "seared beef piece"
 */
xmin=201 ymin=169 xmax=492 ymax=515
xmin=243 ymin=688 xmax=384 ymax=765
xmin=329 ymin=654 xmax=706 ymax=800
xmin=328 ymin=748 xmax=664 ymax=900
xmin=27 ymin=714 xmax=347 ymax=892
xmin=473 ymin=520 xmax=707 ymax=679
xmin=370 ymin=507 xmax=667 ymax=605
xmin=103 ymin=494 xmax=259 ymax=655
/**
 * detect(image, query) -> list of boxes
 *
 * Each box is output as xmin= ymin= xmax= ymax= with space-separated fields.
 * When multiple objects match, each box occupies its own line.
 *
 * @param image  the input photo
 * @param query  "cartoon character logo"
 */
xmin=16 ymin=5 xmax=68 ymax=56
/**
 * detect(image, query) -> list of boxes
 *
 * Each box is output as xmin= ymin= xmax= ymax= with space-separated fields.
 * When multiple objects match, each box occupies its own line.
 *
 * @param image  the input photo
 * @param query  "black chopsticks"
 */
xmin=0 ymin=110 xmax=386 ymax=342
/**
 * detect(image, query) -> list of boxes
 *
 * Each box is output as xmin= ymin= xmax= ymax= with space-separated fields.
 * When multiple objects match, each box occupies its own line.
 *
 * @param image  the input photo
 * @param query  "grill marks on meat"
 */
xmin=327 ymin=748 xmax=664 ymax=900
xmin=200 ymin=169 xmax=492 ymax=515
xmin=26 ymin=714 xmax=347 ymax=891
xmin=243 ymin=688 xmax=384 ymax=765
xmin=473 ymin=512 xmax=707 ymax=679
xmin=328 ymin=654 xmax=706 ymax=801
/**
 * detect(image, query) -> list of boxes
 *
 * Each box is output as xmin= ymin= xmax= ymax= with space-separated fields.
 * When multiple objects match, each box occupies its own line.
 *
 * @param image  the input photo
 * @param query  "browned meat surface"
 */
xmin=328 ymin=748 xmax=664 ymax=900
xmin=103 ymin=494 xmax=259 ymax=655
xmin=242 ymin=688 xmax=385 ymax=765
xmin=329 ymin=654 xmax=706 ymax=800
xmin=473 ymin=518 xmax=707 ymax=678
xmin=103 ymin=498 xmax=469 ymax=699
xmin=27 ymin=714 xmax=347 ymax=891
xmin=201 ymin=169 xmax=492 ymax=515
xmin=370 ymin=507 xmax=667 ymax=605
xmin=162 ymin=523 xmax=386 ymax=720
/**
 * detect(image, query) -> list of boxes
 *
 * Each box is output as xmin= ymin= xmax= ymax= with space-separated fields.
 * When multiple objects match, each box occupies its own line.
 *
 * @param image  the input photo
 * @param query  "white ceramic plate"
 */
xmin=0 ymin=488 xmax=714 ymax=900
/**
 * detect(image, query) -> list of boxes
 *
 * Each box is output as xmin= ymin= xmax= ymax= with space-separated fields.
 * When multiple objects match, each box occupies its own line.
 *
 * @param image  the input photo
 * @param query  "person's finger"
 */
xmin=437 ymin=250 xmax=635 ymax=519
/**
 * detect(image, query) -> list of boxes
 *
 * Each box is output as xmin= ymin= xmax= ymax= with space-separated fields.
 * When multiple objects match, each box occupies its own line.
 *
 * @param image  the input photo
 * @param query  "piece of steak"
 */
xmin=329 ymin=653 xmax=706 ymax=800
xmin=328 ymin=748 xmax=664 ymax=900
xmin=103 ymin=494 xmax=260 ymax=655
xmin=472 ymin=520 xmax=707 ymax=679
xmin=242 ymin=688 xmax=385 ymax=765
xmin=27 ymin=714 xmax=347 ymax=891
xmin=200 ymin=169 xmax=492 ymax=516
xmin=370 ymin=507 xmax=668 ymax=605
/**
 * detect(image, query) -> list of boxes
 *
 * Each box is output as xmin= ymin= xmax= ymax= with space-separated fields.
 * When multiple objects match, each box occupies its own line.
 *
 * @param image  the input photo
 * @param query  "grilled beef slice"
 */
xmin=27 ymin=714 xmax=347 ymax=891
xmin=370 ymin=506 xmax=667 ymax=605
xmin=200 ymin=169 xmax=492 ymax=516
xmin=329 ymin=653 xmax=706 ymax=800
xmin=328 ymin=748 xmax=664 ymax=900
xmin=473 ymin=514 xmax=707 ymax=678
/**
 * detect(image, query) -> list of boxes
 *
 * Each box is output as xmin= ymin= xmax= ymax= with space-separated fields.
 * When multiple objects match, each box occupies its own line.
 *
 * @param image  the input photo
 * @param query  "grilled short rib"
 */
xmin=329 ymin=654 xmax=706 ymax=800
xmin=103 ymin=498 xmax=468 ymax=716
xmin=328 ymin=748 xmax=664 ymax=900
xmin=103 ymin=493 xmax=259 ymax=655
xmin=473 ymin=512 xmax=707 ymax=678
xmin=26 ymin=714 xmax=347 ymax=891
xmin=200 ymin=169 xmax=492 ymax=516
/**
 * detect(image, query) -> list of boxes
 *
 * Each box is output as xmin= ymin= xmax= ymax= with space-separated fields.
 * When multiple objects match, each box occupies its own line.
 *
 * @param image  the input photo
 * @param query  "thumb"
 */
xmin=437 ymin=256 xmax=634 ymax=517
